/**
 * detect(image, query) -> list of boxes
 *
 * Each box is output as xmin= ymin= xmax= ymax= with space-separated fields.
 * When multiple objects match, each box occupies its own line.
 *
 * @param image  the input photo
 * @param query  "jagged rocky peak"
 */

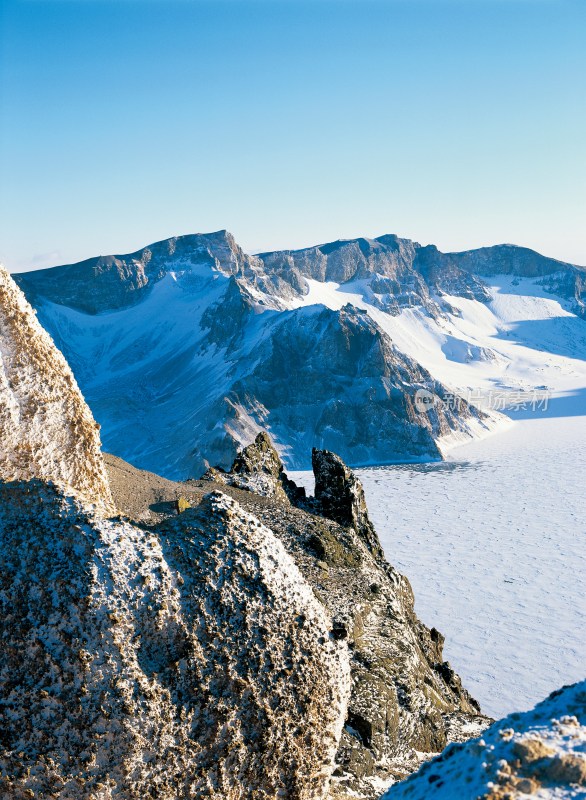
xmin=382 ymin=681 xmax=586 ymax=800
xmin=259 ymin=234 xmax=421 ymax=284
xmin=0 ymin=479 xmax=350 ymax=800
xmin=200 ymin=275 xmax=255 ymax=347
xmin=202 ymin=430 xmax=307 ymax=504
xmin=0 ymin=265 xmax=114 ymax=514
xmin=312 ymin=448 xmax=383 ymax=559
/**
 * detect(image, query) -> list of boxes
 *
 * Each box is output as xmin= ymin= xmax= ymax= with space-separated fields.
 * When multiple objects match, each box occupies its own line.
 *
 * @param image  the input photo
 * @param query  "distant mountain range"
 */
xmin=13 ymin=231 xmax=586 ymax=479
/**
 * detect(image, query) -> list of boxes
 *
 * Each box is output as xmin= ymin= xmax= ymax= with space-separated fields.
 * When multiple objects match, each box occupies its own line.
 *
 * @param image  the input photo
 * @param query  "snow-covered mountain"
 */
xmin=382 ymin=680 xmax=586 ymax=799
xmin=13 ymin=231 xmax=586 ymax=479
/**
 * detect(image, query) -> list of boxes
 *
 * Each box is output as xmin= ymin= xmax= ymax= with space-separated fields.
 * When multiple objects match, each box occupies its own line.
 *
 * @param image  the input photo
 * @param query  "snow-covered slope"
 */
xmin=14 ymin=244 xmax=491 ymax=478
xmin=12 ymin=231 xmax=586 ymax=479
xmin=380 ymin=681 xmax=586 ymax=799
xmin=0 ymin=265 xmax=114 ymax=513
xmin=289 ymin=274 xmax=586 ymax=410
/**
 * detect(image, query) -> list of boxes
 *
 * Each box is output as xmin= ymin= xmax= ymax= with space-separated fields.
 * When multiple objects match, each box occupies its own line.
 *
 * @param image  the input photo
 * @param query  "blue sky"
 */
xmin=1 ymin=0 xmax=585 ymax=271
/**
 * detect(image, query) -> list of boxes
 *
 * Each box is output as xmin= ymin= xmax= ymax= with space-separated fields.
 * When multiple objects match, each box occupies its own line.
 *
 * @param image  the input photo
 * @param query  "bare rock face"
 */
xmin=13 ymin=230 xmax=268 ymax=315
xmin=0 ymin=480 xmax=350 ymax=800
xmin=381 ymin=681 xmax=586 ymax=800
xmin=224 ymin=304 xmax=488 ymax=472
xmin=0 ymin=266 xmax=113 ymax=513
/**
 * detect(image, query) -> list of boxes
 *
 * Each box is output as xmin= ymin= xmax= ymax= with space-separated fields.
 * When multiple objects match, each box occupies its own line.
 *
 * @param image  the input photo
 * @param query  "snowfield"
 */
xmin=359 ymin=400 xmax=586 ymax=720
xmin=290 ymin=275 xmax=586 ymax=404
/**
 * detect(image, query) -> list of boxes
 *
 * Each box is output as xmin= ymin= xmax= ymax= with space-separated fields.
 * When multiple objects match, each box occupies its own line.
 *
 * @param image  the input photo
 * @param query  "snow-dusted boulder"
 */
xmin=0 ymin=482 xmax=350 ymax=800
xmin=0 ymin=265 xmax=113 ymax=513
xmin=380 ymin=681 xmax=586 ymax=799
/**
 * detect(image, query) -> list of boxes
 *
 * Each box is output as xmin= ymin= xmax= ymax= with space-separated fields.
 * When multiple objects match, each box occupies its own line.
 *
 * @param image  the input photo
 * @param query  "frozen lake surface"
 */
xmin=294 ymin=398 xmax=586 ymax=720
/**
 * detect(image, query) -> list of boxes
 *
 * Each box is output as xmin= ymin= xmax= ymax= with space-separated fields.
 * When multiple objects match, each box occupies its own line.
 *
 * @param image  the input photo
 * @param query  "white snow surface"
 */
xmin=381 ymin=680 xmax=586 ymax=799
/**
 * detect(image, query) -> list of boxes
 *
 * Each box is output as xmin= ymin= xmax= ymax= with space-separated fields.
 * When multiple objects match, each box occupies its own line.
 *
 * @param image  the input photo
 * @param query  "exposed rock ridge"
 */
xmin=0 ymin=479 xmax=350 ymax=799
xmin=258 ymin=236 xmax=586 ymax=317
xmin=16 ymin=231 xmax=586 ymax=321
xmin=196 ymin=432 xmax=490 ymax=798
xmin=202 ymin=431 xmax=307 ymax=503
xmin=0 ymin=265 xmax=114 ymax=514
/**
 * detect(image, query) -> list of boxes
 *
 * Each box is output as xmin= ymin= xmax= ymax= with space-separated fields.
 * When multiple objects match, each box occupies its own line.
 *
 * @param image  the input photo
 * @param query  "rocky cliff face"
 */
xmin=381 ymin=681 xmax=586 ymax=800
xmin=0 ymin=265 xmax=113 ymax=513
xmin=259 ymin=235 xmax=489 ymax=316
xmin=222 ymin=304 xmax=488 ymax=471
xmin=14 ymin=230 xmax=274 ymax=315
xmin=258 ymin=237 xmax=586 ymax=317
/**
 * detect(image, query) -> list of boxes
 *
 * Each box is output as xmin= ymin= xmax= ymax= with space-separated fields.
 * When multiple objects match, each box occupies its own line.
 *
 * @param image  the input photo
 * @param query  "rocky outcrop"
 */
xmin=0 ymin=265 xmax=113 ymax=513
xmin=312 ymin=448 xmax=383 ymax=560
xmin=0 ymin=480 xmax=350 ymax=800
xmin=202 ymin=431 xmax=307 ymax=503
xmin=259 ymin=235 xmax=481 ymax=317
xmin=381 ymin=681 xmax=586 ymax=800
xmin=224 ymin=304 xmax=488 ymax=471
xmin=164 ymin=434 xmax=490 ymax=798
xmin=14 ymin=230 xmax=270 ymax=315
xmin=259 ymin=236 xmax=586 ymax=317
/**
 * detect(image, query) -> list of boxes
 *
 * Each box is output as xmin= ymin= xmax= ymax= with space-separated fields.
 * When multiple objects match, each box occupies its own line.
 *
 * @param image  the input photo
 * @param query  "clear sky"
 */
xmin=1 ymin=0 xmax=585 ymax=272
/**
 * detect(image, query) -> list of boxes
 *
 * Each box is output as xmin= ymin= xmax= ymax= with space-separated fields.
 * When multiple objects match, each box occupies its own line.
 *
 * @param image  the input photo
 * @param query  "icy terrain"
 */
xmin=294 ymin=400 xmax=586 ymax=721
xmin=294 ymin=403 xmax=585 ymax=722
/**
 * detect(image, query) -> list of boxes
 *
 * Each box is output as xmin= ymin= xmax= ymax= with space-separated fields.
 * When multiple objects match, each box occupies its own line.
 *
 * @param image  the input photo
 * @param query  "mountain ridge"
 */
xmin=14 ymin=230 xmax=586 ymax=318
